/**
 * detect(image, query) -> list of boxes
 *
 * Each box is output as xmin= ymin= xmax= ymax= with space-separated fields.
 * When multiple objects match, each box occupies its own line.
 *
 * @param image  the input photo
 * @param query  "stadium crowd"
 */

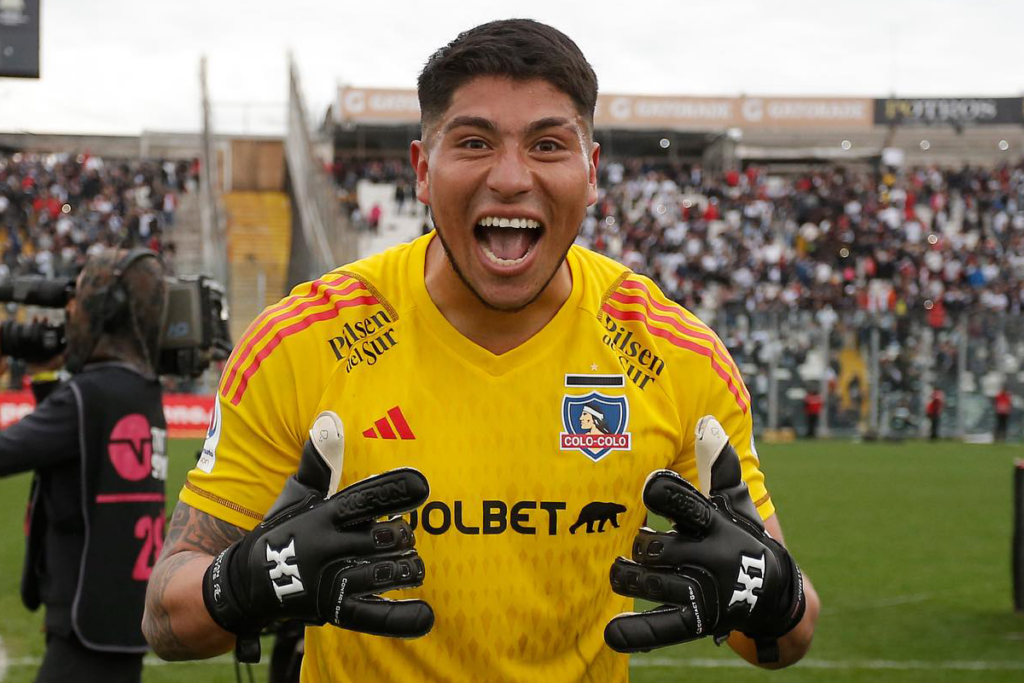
xmin=578 ymin=159 xmax=1024 ymax=323
xmin=332 ymin=157 xmax=418 ymax=231
xmin=4 ymin=147 xmax=1022 ymax=432
xmin=332 ymin=154 xmax=1024 ymax=435
xmin=0 ymin=151 xmax=194 ymax=280
xmin=584 ymin=159 xmax=1024 ymax=431
xmin=332 ymin=155 xmax=1024 ymax=325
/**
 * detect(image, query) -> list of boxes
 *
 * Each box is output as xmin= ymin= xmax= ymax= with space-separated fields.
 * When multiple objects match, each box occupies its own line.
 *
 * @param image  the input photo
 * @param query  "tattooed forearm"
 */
xmin=188 ymin=508 xmax=247 ymax=553
xmin=161 ymin=501 xmax=246 ymax=558
xmin=144 ymin=502 xmax=245 ymax=659
xmin=143 ymin=551 xmax=199 ymax=659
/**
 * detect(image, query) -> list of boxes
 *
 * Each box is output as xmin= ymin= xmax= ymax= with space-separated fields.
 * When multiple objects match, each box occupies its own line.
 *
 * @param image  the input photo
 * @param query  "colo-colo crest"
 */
xmin=560 ymin=391 xmax=631 ymax=461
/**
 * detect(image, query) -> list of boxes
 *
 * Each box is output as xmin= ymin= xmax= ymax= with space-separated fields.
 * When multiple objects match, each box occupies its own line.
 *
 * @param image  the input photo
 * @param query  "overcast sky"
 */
xmin=0 ymin=0 xmax=1021 ymax=136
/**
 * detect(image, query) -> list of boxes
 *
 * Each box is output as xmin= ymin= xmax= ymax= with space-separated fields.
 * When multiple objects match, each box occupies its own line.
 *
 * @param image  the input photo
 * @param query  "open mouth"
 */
xmin=473 ymin=216 xmax=544 ymax=267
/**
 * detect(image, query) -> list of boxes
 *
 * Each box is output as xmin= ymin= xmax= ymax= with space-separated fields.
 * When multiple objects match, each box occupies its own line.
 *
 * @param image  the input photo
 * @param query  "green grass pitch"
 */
xmin=1 ymin=439 xmax=1022 ymax=682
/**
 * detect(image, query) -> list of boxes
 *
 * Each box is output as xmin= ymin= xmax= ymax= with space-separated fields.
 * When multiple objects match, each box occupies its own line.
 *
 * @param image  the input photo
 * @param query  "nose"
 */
xmin=486 ymin=146 xmax=533 ymax=199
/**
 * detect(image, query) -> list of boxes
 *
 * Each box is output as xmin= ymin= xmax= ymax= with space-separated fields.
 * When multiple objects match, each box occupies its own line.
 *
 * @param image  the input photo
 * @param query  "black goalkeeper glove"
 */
xmin=202 ymin=411 xmax=434 ymax=662
xmin=604 ymin=416 xmax=805 ymax=663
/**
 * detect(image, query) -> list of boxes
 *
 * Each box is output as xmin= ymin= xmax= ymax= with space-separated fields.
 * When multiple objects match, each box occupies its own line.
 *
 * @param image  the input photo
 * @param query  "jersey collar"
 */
xmin=408 ymin=232 xmax=585 ymax=377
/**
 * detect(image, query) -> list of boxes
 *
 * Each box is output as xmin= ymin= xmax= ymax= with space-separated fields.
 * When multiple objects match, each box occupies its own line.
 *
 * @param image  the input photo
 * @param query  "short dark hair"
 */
xmin=417 ymin=19 xmax=598 ymax=135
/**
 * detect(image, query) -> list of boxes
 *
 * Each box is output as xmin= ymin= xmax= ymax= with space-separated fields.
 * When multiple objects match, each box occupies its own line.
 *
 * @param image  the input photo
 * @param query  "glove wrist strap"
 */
xmin=778 ymin=558 xmax=807 ymax=636
xmin=202 ymin=543 xmax=262 ymax=636
xmin=749 ymin=555 xmax=807 ymax=664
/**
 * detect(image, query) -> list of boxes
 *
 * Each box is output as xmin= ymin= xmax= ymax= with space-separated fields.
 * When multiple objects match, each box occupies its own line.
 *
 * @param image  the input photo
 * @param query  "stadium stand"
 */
xmin=223 ymin=191 xmax=291 ymax=343
xmin=3 ymin=98 xmax=1023 ymax=443
xmin=329 ymin=157 xmax=428 ymax=252
xmin=588 ymin=159 xmax=1024 ymax=440
xmin=0 ymin=152 xmax=193 ymax=279
xmin=329 ymin=153 xmax=1024 ymax=440
xmin=0 ymin=150 xmax=198 ymax=390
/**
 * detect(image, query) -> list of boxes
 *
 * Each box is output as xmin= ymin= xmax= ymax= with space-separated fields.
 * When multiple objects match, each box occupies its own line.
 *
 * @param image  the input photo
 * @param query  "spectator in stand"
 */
xmin=368 ymin=203 xmax=382 ymax=233
xmin=927 ymin=388 xmax=945 ymax=440
xmin=994 ymin=387 xmax=1012 ymax=442
xmin=804 ymin=388 xmax=823 ymax=438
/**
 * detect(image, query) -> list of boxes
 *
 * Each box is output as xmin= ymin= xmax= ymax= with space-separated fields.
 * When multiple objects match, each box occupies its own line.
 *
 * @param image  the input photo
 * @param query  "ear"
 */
xmin=410 ymin=140 xmax=430 ymax=205
xmin=586 ymin=142 xmax=601 ymax=207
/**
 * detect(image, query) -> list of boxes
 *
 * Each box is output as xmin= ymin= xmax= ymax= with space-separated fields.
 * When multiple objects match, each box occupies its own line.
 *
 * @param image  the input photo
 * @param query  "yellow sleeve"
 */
xmin=178 ymin=277 xmax=349 ymax=529
xmin=669 ymin=332 xmax=775 ymax=522
xmin=179 ymin=391 xmax=302 ymax=530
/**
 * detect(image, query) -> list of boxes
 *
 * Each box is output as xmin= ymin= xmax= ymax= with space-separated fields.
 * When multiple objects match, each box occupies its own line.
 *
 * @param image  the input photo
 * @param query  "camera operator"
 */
xmin=0 ymin=248 xmax=169 ymax=683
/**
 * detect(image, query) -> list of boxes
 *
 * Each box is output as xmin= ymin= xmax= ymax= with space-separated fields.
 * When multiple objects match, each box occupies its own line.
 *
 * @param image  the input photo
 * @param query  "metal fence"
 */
xmin=711 ymin=306 xmax=1024 ymax=442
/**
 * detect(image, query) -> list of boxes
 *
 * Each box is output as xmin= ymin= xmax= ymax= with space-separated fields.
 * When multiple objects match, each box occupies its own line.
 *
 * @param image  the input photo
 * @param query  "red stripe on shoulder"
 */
xmin=603 ymin=303 xmax=749 ymax=414
xmin=229 ymin=294 xmax=379 ymax=405
xmin=220 ymin=276 xmax=361 ymax=397
xmin=617 ymin=279 xmax=750 ymax=404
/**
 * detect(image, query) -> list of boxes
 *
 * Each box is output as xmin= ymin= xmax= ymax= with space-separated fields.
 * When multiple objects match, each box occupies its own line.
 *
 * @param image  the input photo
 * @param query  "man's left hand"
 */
xmin=604 ymin=416 xmax=805 ymax=662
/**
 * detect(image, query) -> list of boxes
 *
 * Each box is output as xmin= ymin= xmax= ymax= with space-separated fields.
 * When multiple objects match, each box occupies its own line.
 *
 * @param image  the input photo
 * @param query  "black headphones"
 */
xmin=91 ymin=248 xmax=163 ymax=333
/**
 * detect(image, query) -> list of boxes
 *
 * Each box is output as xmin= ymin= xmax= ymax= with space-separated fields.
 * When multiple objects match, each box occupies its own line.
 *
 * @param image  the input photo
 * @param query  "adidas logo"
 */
xmin=362 ymin=406 xmax=416 ymax=440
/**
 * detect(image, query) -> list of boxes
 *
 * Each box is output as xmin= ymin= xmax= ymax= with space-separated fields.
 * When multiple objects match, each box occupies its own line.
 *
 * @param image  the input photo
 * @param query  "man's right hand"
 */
xmin=201 ymin=412 xmax=434 ymax=651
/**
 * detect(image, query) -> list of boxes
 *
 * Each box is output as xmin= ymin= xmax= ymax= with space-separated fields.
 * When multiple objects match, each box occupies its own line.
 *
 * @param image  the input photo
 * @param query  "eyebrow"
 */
xmin=441 ymin=115 xmax=579 ymax=137
xmin=442 ymin=116 xmax=497 ymax=135
xmin=525 ymin=116 xmax=577 ymax=137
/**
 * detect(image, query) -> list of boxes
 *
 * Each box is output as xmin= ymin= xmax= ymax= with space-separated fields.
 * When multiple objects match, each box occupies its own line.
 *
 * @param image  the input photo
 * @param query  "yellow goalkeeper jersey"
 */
xmin=181 ymin=231 xmax=773 ymax=683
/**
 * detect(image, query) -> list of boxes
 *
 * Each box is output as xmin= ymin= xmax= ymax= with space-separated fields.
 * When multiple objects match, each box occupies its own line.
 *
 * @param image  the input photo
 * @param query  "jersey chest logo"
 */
xmin=560 ymin=381 xmax=632 ymax=462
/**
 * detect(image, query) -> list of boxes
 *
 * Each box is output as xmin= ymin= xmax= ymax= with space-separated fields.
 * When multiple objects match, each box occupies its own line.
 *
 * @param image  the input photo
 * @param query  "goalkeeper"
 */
xmin=144 ymin=18 xmax=819 ymax=681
